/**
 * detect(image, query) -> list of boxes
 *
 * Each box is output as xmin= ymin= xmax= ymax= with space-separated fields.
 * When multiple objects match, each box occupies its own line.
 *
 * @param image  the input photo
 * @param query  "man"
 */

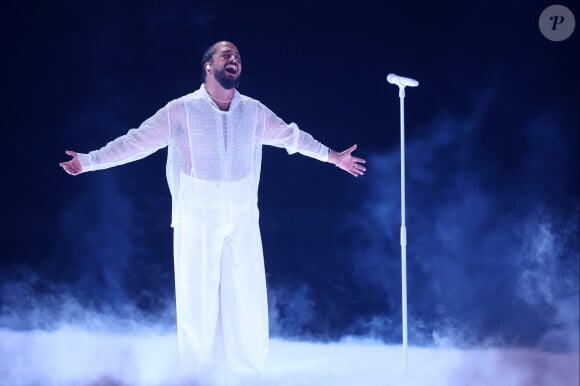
xmin=60 ymin=41 xmax=366 ymax=384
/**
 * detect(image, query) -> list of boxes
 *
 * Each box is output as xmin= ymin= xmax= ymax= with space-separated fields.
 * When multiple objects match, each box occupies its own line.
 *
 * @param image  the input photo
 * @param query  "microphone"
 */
xmin=387 ymin=73 xmax=419 ymax=88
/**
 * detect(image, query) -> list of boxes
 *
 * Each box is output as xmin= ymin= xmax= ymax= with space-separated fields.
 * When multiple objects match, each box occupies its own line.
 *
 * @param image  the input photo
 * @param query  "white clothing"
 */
xmin=174 ymin=174 xmax=267 ymax=383
xmin=77 ymin=85 xmax=330 ymax=382
xmin=78 ymin=85 xmax=329 ymax=227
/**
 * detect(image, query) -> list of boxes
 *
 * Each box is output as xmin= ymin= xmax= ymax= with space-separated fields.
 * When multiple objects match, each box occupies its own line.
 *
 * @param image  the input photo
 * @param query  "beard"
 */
xmin=214 ymin=67 xmax=240 ymax=89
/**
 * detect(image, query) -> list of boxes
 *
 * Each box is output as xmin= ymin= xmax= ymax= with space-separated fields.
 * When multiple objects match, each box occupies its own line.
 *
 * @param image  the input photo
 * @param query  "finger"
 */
xmin=354 ymin=158 xmax=366 ymax=164
xmin=65 ymin=150 xmax=76 ymax=157
xmin=347 ymin=144 xmax=358 ymax=153
xmin=356 ymin=165 xmax=367 ymax=172
xmin=352 ymin=162 xmax=366 ymax=173
xmin=68 ymin=167 xmax=80 ymax=176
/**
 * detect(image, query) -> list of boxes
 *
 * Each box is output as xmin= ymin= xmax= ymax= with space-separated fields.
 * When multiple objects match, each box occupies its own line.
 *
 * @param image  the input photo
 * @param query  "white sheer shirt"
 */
xmin=78 ymin=85 xmax=330 ymax=225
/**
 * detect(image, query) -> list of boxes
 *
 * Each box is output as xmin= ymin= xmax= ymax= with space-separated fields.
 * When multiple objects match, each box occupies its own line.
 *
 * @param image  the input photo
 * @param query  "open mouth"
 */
xmin=225 ymin=65 xmax=238 ymax=74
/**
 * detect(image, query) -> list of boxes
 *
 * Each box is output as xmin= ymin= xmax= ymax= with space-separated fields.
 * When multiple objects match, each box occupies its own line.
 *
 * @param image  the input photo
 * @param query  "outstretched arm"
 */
xmin=328 ymin=144 xmax=366 ymax=177
xmin=59 ymin=150 xmax=82 ymax=176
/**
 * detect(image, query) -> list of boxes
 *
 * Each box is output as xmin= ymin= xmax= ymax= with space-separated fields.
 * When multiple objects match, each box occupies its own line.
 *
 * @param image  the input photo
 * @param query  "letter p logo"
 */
xmin=539 ymin=5 xmax=576 ymax=41
xmin=550 ymin=15 xmax=566 ymax=30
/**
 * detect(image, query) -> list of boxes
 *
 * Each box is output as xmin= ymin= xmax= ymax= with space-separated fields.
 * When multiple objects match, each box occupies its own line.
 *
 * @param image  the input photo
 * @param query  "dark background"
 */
xmin=1 ymin=0 xmax=578 ymax=349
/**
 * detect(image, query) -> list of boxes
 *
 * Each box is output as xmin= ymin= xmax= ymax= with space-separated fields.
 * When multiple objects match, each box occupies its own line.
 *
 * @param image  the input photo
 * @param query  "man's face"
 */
xmin=211 ymin=42 xmax=242 ymax=89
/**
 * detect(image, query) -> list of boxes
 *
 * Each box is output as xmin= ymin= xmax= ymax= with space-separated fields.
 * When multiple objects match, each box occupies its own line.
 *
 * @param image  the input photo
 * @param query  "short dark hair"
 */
xmin=200 ymin=43 xmax=217 ymax=82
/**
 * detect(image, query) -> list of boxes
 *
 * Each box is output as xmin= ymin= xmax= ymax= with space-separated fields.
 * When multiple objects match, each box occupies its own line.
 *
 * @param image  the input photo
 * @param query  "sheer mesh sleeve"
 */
xmin=79 ymin=105 xmax=170 ymax=172
xmin=260 ymin=105 xmax=329 ymax=162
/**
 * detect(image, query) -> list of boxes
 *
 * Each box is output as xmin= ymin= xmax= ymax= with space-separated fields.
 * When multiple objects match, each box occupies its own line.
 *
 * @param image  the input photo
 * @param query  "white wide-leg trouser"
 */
xmin=173 ymin=174 xmax=269 ymax=384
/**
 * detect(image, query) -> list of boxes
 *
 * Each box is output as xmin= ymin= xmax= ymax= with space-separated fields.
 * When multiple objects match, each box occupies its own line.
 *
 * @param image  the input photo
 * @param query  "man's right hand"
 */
xmin=59 ymin=150 xmax=82 ymax=176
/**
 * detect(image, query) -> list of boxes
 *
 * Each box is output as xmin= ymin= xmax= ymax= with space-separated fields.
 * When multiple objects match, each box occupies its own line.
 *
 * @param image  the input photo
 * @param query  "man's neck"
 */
xmin=204 ymin=81 xmax=235 ymax=103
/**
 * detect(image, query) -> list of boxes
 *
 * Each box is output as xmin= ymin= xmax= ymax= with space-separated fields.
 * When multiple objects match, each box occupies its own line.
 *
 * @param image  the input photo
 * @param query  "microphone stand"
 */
xmin=387 ymin=73 xmax=419 ymax=374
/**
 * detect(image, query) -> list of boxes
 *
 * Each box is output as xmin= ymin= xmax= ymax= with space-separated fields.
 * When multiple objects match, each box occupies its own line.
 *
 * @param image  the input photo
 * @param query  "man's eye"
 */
xmin=221 ymin=54 xmax=241 ymax=61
